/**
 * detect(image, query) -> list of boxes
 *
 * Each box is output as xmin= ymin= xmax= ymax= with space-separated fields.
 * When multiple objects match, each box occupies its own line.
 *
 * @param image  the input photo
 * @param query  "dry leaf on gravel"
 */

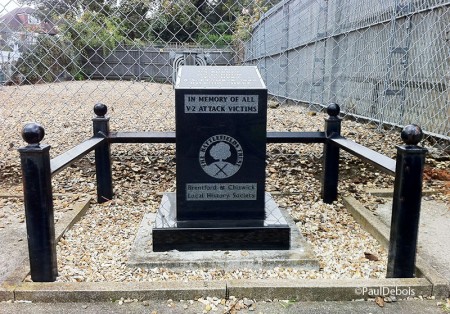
xmin=375 ymin=296 xmax=385 ymax=307
xmin=0 ymin=82 xmax=448 ymax=284
xmin=364 ymin=252 xmax=379 ymax=261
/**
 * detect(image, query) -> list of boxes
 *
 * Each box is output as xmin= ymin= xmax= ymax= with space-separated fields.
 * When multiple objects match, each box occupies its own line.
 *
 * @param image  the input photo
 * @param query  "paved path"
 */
xmin=0 ymin=299 xmax=446 ymax=313
xmin=0 ymin=205 xmax=28 ymax=283
xmin=375 ymin=198 xmax=450 ymax=282
xmin=1 ymin=197 xmax=448 ymax=313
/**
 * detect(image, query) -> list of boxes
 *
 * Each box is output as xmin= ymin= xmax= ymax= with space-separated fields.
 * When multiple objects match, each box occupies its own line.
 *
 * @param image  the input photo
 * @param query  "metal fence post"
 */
xmin=18 ymin=123 xmax=57 ymax=282
xmin=387 ymin=125 xmax=427 ymax=278
xmin=93 ymin=103 xmax=113 ymax=203
xmin=321 ymin=103 xmax=341 ymax=204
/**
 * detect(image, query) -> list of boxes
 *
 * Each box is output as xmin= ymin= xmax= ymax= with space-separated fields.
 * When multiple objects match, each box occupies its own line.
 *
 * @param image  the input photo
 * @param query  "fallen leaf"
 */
xmin=375 ymin=296 xmax=385 ymax=307
xmin=364 ymin=252 xmax=379 ymax=261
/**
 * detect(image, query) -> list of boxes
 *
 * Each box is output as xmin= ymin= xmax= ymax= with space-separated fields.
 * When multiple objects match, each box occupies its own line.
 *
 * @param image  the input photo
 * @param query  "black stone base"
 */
xmin=152 ymin=193 xmax=290 ymax=252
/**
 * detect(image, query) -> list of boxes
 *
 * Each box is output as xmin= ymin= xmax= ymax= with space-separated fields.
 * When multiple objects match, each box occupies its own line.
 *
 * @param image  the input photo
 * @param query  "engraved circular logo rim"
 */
xmin=199 ymin=134 xmax=243 ymax=179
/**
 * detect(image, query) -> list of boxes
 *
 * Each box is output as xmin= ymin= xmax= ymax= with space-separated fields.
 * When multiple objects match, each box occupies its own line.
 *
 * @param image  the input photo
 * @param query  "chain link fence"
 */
xmin=245 ymin=0 xmax=449 ymax=145
xmin=0 ymin=1 xmax=447 ymax=285
xmin=0 ymin=0 xmax=448 ymax=155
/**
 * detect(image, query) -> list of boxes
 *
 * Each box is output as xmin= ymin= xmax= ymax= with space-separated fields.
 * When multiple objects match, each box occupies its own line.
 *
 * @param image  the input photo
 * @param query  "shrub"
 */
xmin=14 ymin=35 xmax=78 ymax=84
xmin=64 ymin=11 xmax=132 ymax=56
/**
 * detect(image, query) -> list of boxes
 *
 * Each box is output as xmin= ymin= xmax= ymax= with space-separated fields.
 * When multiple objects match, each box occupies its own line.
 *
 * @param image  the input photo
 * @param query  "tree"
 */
xmin=19 ymin=0 xmax=114 ymax=18
xmin=19 ymin=0 xmax=282 ymax=50
xmin=150 ymin=0 xmax=202 ymax=43
xmin=114 ymin=0 xmax=153 ymax=42
xmin=63 ymin=11 xmax=131 ymax=54
xmin=195 ymin=0 xmax=282 ymax=47
xmin=14 ymin=35 xmax=78 ymax=83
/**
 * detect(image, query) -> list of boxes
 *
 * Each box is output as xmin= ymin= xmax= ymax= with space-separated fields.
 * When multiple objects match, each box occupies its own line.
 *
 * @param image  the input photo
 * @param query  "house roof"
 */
xmin=0 ymin=7 xmax=57 ymax=35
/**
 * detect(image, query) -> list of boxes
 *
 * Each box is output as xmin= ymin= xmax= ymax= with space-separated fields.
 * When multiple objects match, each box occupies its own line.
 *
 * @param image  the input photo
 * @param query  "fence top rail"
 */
xmin=50 ymin=137 xmax=105 ymax=176
xmin=51 ymin=132 xmax=393 ymax=177
xmin=109 ymin=132 xmax=176 ymax=143
xmin=267 ymin=131 xmax=326 ymax=143
xmin=108 ymin=131 xmax=327 ymax=144
xmin=330 ymin=136 xmax=396 ymax=176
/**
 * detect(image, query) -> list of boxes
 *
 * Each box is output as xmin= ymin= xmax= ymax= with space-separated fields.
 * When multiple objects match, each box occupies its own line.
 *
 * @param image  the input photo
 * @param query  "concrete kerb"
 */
xmin=416 ymin=255 xmax=450 ymax=298
xmin=366 ymin=188 xmax=436 ymax=197
xmin=13 ymin=281 xmax=226 ymax=303
xmin=343 ymin=194 xmax=450 ymax=298
xmin=0 ymin=194 xmax=444 ymax=302
xmin=227 ymin=278 xmax=431 ymax=301
xmin=10 ymin=278 xmax=431 ymax=303
xmin=0 ymin=283 xmax=14 ymax=302
xmin=0 ymin=197 xmax=92 ymax=301
xmin=53 ymin=197 xmax=92 ymax=243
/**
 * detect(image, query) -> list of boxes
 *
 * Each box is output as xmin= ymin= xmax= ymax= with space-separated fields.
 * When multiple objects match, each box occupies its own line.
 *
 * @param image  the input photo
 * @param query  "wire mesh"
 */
xmin=245 ymin=0 xmax=449 ymax=149
xmin=0 ymin=0 xmax=448 ymax=156
xmin=0 ymin=2 xmax=447 ymax=284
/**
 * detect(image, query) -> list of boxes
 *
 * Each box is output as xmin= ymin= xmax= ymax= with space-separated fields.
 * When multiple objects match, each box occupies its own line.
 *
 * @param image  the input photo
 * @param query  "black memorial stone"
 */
xmin=175 ymin=66 xmax=267 ymax=223
xmin=152 ymin=66 xmax=290 ymax=251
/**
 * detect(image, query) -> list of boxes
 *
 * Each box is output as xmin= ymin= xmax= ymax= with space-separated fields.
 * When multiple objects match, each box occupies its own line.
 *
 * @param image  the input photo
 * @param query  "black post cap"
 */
xmin=327 ymin=103 xmax=340 ymax=118
xmin=401 ymin=124 xmax=423 ymax=146
xmin=22 ymin=123 xmax=45 ymax=145
xmin=94 ymin=103 xmax=108 ymax=117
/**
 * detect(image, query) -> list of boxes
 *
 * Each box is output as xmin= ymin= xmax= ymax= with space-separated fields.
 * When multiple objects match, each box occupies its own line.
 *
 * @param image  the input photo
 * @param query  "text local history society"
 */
xmin=186 ymin=183 xmax=257 ymax=201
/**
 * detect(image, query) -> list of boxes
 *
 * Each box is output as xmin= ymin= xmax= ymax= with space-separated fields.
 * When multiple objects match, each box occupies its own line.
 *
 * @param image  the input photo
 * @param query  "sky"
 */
xmin=0 ymin=0 xmax=22 ymax=15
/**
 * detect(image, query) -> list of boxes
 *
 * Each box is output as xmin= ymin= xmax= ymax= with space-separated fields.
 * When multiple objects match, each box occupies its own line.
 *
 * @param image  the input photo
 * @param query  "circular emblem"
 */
xmin=199 ymin=134 xmax=243 ymax=179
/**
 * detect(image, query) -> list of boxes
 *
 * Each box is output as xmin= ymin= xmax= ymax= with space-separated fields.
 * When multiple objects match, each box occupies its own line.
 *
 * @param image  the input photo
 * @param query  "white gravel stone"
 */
xmin=0 ymin=81 xmax=447 ymax=284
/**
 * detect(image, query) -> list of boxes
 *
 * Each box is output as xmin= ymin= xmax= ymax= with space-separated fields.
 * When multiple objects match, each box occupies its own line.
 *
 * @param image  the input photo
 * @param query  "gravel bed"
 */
xmin=0 ymin=81 xmax=448 ymax=284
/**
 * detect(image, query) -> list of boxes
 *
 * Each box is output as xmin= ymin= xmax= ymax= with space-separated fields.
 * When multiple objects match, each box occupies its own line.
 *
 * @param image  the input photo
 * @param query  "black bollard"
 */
xmin=18 ymin=123 xmax=57 ymax=282
xmin=387 ymin=124 xmax=427 ymax=278
xmin=321 ymin=103 xmax=341 ymax=204
xmin=93 ymin=103 xmax=113 ymax=203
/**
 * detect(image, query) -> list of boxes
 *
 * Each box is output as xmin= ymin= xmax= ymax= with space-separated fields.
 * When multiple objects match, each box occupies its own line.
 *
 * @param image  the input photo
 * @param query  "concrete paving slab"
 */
xmin=343 ymin=196 xmax=450 ymax=298
xmin=0 ymin=198 xmax=91 ymax=283
xmin=375 ymin=198 xmax=450 ymax=282
xmin=2 ymin=193 xmax=447 ymax=303
xmin=0 ymin=208 xmax=28 ymax=283
xmin=0 ymin=299 xmax=445 ymax=314
xmin=0 ymin=198 xmax=92 ymax=301
xmin=128 ymin=195 xmax=319 ymax=270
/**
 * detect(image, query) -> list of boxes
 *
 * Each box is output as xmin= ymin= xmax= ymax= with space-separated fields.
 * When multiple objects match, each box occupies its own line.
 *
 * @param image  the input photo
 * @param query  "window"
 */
xmin=27 ymin=14 xmax=40 ymax=25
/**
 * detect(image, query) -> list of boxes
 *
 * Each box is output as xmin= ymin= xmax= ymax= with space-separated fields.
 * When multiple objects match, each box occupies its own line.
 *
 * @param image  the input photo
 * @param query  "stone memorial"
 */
xmin=176 ymin=66 xmax=266 ymax=221
xmin=152 ymin=66 xmax=291 ymax=251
